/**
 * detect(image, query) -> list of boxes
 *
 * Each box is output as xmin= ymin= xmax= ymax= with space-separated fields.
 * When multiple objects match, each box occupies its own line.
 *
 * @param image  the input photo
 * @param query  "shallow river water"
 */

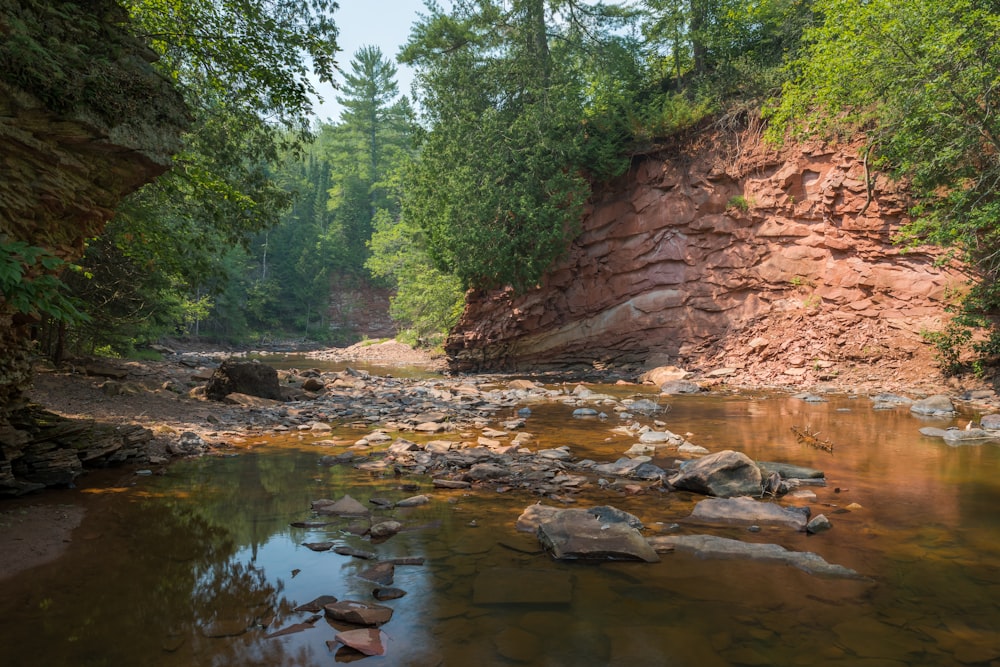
xmin=2 ymin=386 xmax=1000 ymax=666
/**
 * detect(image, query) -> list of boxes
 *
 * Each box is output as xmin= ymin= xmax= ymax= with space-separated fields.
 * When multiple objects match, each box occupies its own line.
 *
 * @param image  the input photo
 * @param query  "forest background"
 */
xmin=5 ymin=0 xmax=998 ymax=374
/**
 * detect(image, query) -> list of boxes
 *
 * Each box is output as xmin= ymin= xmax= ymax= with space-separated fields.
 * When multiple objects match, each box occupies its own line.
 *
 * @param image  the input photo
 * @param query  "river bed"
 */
xmin=1 ymin=387 xmax=999 ymax=666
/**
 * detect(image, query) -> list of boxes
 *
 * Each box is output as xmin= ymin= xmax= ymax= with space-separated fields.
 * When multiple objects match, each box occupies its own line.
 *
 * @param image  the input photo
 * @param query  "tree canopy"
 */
xmin=769 ymin=0 xmax=1000 ymax=369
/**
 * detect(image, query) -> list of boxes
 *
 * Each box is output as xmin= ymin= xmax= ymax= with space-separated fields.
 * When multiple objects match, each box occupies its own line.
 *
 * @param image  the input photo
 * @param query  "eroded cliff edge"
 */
xmin=0 ymin=0 xmax=187 ymax=494
xmin=447 ymin=128 xmax=965 ymax=388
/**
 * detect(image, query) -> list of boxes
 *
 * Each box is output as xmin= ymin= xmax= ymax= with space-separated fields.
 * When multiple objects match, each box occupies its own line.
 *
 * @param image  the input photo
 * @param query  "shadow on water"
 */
xmin=2 ymin=390 xmax=1000 ymax=665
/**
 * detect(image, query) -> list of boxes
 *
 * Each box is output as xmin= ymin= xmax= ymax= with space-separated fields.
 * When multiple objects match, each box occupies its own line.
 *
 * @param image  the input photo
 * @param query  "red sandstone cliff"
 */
xmin=446 ymin=127 xmax=966 ymax=388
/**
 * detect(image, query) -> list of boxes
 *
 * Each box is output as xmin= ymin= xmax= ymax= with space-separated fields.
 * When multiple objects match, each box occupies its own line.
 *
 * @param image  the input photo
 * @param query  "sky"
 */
xmin=311 ymin=0 xmax=430 ymax=123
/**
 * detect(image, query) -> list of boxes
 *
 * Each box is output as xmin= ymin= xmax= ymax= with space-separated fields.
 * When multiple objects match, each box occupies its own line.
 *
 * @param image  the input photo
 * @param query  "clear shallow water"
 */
xmin=2 ymin=391 xmax=1000 ymax=666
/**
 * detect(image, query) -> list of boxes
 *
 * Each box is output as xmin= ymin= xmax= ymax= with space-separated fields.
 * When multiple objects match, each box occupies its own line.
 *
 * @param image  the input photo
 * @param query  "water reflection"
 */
xmin=2 ymin=392 xmax=1000 ymax=665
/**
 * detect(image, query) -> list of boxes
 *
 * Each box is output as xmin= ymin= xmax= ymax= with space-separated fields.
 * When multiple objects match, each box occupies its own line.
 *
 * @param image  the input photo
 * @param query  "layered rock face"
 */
xmin=447 ymin=130 xmax=964 ymax=382
xmin=0 ymin=0 xmax=187 ymax=493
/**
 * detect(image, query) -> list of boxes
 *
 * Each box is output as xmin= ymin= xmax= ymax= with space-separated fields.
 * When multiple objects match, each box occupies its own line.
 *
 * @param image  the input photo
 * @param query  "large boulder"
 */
xmin=205 ymin=360 xmax=282 ymax=401
xmin=668 ymin=450 xmax=763 ymax=497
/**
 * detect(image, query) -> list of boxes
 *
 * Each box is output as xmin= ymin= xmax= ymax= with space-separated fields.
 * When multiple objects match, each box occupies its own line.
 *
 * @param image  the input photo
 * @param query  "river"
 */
xmin=1 ymin=382 xmax=998 ymax=666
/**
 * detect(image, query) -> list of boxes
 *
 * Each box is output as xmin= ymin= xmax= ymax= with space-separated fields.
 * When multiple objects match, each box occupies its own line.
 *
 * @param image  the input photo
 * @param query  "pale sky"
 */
xmin=311 ymin=0 xmax=430 ymax=123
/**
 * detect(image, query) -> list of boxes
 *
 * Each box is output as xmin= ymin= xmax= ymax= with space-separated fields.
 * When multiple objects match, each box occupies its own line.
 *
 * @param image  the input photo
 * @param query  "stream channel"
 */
xmin=1 ymin=364 xmax=999 ymax=666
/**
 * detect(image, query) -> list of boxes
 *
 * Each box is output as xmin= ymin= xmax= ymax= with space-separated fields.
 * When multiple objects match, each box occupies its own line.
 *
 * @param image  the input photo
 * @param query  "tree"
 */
xmin=768 ymin=0 xmax=1000 ymax=369
xmin=41 ymin=0 xmax=341 ymax=354
xmin=401 ymin=0 xmax=630 ymax=292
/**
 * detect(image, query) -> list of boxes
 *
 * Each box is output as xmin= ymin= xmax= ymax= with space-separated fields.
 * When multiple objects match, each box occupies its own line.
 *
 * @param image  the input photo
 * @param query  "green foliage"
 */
xmin=401 ymin=0 xmax=631 ymax=292
xmin=727 ymin=194 xmax=750 ymax=211
xmin=367 ymin=207 xmax=465 ymax=346
xmin=0 ymin=240 xmax=88 ymax=323
xmin=770 ymin=0 xmax=1000 ymax=370
xmin=123 ymin=0 xmax=339 ymax=139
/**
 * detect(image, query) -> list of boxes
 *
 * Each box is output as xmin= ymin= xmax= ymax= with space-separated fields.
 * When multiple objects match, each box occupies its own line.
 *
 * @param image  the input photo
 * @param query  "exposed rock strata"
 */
xmin=447 ymin=130 xmax=965 ymax=383
xmin=0 ymin=0 xmax=187 ymax=493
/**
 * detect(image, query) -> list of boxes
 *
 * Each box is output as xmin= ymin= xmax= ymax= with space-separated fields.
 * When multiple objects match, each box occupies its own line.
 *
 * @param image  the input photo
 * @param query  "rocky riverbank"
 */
xmin=4 ymin=339 xmax=998 ymax=584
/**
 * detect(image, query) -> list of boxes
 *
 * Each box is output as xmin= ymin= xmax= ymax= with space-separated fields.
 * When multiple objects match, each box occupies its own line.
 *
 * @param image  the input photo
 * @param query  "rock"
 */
xmin=871 ymin=392 xmax=913 ymax=405
xmin=942 ymin=428 xmax=997 ymax=445
xmin=756 ymin=461 xmax=825 ymax=480
xmin=534 ymin=507 xmax=660 ymax=562
xmin=370 ymin=521 xmax=402 ymax=539
xmin=573 ymin=408 xmax=599 ymax=418
xmin=624 ymin=443 xmax=659 ymax=458
xmin=806 ymin=514 xmax=832 ymax=534
xmin=205 ymin=359 xmax=282 ymax=401
xmin=649 ymin=534 xmax=862 ymax=578
xmin=536 ymin=447 xmax=573 ymax=461
xmin=980 ymin=413 xmax=1000 ymax=430
xmin=678 ymin=443 xmax=709 ymax=455
xmin=168 ymin=431 xmax=208 ymax=456
xmin=638 ymin=429 xmax=684 ymax=445
xmin=415 ymin=422 xmax=445 ymax=433
xmin=334 ymin=628 xmax=386 ymax=656
xmin=313 ymin=494 xmax=370 ymax=517
xmin=516 ymin=503 xmax=565 ymax=532
xmin=508 ymin=379 xmax=538 ymax=390
xmin=919 ymin=427 xmax=949 ymax=438
xmin=324 ymin=600 xmax=394 ymax=626
xmin=395 ymin=494 xmax=430 ymax=507
xmin=302 ymin=377 xmax=325 ymax=392
xmin=792 ymin=392 xmax=826 ymax=403
xmin=334 ymin=546 xmax=377 ymax=559
xmin=358 ymin=562 xmax=395 ymax=585
xmin=910 ymin=394 xmax=956 ymax=416
xmin=668 ymin=450 xmax=763 ymax=498
xmin=294 ymin=595 xmax=339 ymax=612
xmin=472 ymin=568 xmax=573 ymax=604
xmin=302 ymin=542 xmax=335 ymax=552
xmin=628 ymin=398 xmax=664 ymax=415
xmin=223 ymin=392 xmax=283 ymax=409
xmin=689 ymin=496 xmax=810 ymax=530
xmin=639 ymin=365 xmax=689 ymax=386
xmin=372 ymin=587 xmax=406 ymax=601
xmin=659 ymin=380 xmax=701 ymax=395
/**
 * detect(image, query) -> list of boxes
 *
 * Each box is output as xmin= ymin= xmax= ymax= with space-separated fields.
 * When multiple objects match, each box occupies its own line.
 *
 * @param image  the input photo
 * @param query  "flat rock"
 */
xmin=639 ymin=365 xmax=689 ymax=385
xmin=757 ymin=461 xmax=825 ymax=480
xmin=324 ymin=600 xmax=393 ymax=626
xmin=334 ymin=628 xmax=386 ymax=656
xmin=372 ymin=587 xmax=406 ymax=601
xmin=668 ymin=450 xmax=763 ymax=498
xmin=689 ymin=496 xmax=810 ymax=530
xmin=313 ymin=494 xmax=370 ymax=517
xmin=395 ymin=494 xmax=430 ymax=507
xmin=910 ymin=394 xmax=956 ymax=416
xmin=294 ymin=595 xmax=339 ymax=612
xmin=535 ymin=508 xmax=659 ymax=562
xmin=334 ymin=546 xmax=377 ymax=559
xmin=980 ymin=413 xmax=1000 ymax=430
xmin=473 ymin=568 xmax=572 ymax=605
xmin=358 ymin=562 xmax=395 ymax=585
xmin=942 ymin=428 xmax=997 ymax=445
xmin=370 ymin=521 xmax=402 ymax=539
xmin=659 ymin=380 xmax=700 ymax=396
xmin=650 ymin=534 xmax=862 ymax=578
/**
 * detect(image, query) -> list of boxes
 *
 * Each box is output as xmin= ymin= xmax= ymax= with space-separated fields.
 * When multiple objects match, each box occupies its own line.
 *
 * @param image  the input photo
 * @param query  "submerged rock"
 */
xmin=689 ymin=496 xmax=810 ymax=531
xmin=472 ymin=568 xmax=572 ymax=604
xmin=313 ymin=495 xmax=369 ymax=517
xmin=650 ymin=534 xmax=862 ymax=578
